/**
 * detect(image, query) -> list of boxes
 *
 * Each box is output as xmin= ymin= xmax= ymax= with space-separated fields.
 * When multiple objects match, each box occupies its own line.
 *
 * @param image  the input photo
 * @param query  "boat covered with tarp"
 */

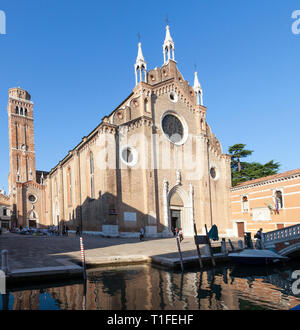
xmin=229 ymin=249 xmax=288 ymax=265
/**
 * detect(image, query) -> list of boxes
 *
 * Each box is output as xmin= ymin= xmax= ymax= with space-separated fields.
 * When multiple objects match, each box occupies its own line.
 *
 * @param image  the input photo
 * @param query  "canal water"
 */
xmin=1 ymin=262 xmax=300 ymax=310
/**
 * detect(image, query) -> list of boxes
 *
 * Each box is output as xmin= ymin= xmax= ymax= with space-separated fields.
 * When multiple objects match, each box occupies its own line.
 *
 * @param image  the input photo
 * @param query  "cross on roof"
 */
xmin=165 ymin=15 xmax=170 ymax=25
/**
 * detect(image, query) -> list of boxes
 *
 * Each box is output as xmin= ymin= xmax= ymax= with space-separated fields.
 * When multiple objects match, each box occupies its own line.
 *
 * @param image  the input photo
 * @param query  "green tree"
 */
xmin=228 ymin=144 xmax=253 ymax=172
xmin=228 ymin=144 xmax=280 ymax=186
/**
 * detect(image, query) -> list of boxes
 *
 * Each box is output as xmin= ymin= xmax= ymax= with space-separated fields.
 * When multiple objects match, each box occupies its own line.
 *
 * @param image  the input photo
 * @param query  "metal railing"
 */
xmin=262 ymin=224 xmax=300 ymax=248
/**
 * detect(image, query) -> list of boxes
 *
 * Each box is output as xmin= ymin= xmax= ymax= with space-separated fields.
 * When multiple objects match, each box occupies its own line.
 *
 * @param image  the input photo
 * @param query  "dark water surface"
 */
xmin=1 ymin=262 xmax=300 ymax=310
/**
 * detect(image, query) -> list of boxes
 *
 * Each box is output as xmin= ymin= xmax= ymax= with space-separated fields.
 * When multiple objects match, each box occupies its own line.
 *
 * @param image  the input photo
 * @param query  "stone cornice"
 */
xmin=119 ymin=115 xmax=153 ymax=132
xmin=98 ymin=122 xmax=117 ymax=134
xmin=221 ymin=154 xmax=232 ymax=162
xmin=16 ymin=181 xmax=45 ymax=190
xmin=9 ymin=96 xmax=34 ymax=105
xmin=231 ymin=173 xmax=300 ymax=192
xmin=10 ymin=113 xmax=34 ymax=121
xmin=0 ymin=194 xmax=10 ymax=205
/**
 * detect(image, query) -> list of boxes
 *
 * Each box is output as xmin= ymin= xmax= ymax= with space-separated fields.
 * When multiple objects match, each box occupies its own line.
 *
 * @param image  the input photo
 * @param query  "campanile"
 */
xmin=7 ymin=87 xmax=36 ymax=195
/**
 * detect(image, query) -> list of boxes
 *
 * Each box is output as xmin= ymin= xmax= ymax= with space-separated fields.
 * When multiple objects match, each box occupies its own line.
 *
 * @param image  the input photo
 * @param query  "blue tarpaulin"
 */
xmin=290 ymin=304 xmax=300 ymax=310
xmin=208 ymin=225 xmax=219 ymax=241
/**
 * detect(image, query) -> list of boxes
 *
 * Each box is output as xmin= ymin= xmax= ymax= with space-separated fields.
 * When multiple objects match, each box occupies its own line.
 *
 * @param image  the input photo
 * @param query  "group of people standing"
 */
xmin=173 ymin=227 xmax=184 ymax=242
xmin=47 ymin=225 xmax=69 ymax=236
xmin=139 ymin=227 xmax=184 ymax=242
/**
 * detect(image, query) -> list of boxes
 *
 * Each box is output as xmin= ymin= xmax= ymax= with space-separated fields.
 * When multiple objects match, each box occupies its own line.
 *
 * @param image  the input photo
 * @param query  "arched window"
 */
xmin=54 ymin=178 xmax=58 ymax=197
xmin=15 ymin=106 xmax=19 ymax=114
xmin=67 ymin=167 xmax=72 ymax=206
xmin=20 ymin=107 xmax=23 ymax=116
xmin=144 ymin=98 xmax=148 ymax=113
xmin=15 ymin=123 xmax=18 ymax=149
xmin=90 ymin=152 xmax=95 ymax=198
xmin=24 ymin=125 xmax=27 ymax=146
xmin=16 ymin=155 xmax=20 ymax=172
xmin=275 ymin=190 xmax=283 ymax=209
xmin=24 ymin=108 xmax=28 ymax=116
xmin=25 ymin=157 xmax=29 ymax=181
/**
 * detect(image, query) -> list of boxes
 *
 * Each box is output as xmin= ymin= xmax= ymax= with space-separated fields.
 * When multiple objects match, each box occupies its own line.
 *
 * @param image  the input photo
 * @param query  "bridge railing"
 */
xmin=262 ymin=223 xmax=300 ymax=248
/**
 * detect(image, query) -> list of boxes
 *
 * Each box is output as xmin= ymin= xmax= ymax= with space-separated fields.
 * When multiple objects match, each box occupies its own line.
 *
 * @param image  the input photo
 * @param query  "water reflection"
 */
xmin=1 ymin=263 xmax=300 ymax=310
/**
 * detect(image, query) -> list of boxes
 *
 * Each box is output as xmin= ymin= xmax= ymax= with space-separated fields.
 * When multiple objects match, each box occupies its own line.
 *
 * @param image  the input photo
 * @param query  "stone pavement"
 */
xmin=0 ymin=232 xmax=239 ymax=273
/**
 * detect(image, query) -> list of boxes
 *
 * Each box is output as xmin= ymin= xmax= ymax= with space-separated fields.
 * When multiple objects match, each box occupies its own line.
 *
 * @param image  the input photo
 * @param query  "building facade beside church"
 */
xmin=3 ymin=26 xmax=233 ymax=237
xmin=231 ymin=168 xmax=300 ymax=237
xmin=0 ymin=190 xmax=11 ymax=230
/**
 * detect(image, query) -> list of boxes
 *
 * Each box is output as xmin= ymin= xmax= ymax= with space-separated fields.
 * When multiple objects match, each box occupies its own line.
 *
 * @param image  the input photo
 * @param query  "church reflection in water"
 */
xmin=2 ymin=264 xmax=300 ymax=310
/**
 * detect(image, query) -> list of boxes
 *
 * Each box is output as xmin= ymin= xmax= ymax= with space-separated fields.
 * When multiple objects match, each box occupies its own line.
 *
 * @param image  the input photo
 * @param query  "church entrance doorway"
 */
xmin=170 ymin=209 xmax=181 ymax=235
xmin=166 ymin=184 xmax=194 ymax=237
xmin=29 ymin=220 xmax=37 ymax=228
xmin=169 ymin=190 xmax=184 ymax=235
xmin=27 ymin=209 xmax=39 ymax=228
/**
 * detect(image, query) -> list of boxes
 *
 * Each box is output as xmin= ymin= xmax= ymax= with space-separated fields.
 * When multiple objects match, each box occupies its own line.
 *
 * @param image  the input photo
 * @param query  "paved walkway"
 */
xmin=0 ymin=232 xmax=240 ymax=275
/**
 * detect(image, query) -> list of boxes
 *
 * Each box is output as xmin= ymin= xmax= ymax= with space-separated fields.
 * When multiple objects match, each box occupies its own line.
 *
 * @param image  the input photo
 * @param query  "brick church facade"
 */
xmin=4 ymin=26 xmax=233 ymax=237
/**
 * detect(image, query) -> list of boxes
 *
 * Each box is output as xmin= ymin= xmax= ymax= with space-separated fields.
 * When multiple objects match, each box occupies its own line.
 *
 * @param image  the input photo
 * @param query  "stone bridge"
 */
xmin=262 ymin=224 xmax=300 ymax=257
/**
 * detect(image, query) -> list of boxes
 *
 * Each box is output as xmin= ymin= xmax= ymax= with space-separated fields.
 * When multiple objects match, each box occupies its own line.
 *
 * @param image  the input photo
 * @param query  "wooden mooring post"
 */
xmin=176 ymin=235 xmax=184 ymax=273
xmin=193 ymin=223 xmax=203 ymax=269
xmin=205 ymin=224 xmax=216 ymax=267
xmin=228 ymin=238 xmax=235 ymax=251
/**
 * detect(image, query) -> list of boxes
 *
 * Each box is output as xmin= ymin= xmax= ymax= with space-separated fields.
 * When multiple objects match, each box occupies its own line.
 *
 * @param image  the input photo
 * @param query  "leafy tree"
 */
xmin=228 ymin=144 xmax=253 ymax=172
xmin=228 ymin=144 xmax=280 ymax=186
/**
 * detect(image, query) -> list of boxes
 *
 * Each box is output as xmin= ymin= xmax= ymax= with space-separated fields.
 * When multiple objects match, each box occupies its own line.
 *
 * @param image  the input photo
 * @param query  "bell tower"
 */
xmin=7 ymin=87 xmax=36 ymax=195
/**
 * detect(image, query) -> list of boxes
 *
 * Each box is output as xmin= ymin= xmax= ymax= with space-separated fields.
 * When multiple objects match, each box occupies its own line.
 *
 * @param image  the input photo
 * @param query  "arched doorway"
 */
xmin=27 ymin=209 xmax=39 ymax=228
xmin=167 ymin=185 xmax=194 ymax=237
xmin=169 ymin=191 xmax=183 ymax=234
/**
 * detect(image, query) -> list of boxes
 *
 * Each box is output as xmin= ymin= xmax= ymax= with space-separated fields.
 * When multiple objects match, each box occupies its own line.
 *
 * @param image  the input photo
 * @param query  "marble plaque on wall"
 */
xmin=124 ymin=212 xmax=137 ymax=222
xmin=252 ymin=207 xmax=271 ymax=221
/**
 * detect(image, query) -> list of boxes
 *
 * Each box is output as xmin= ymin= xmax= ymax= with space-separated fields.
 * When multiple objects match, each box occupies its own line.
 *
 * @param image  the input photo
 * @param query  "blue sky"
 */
xmin=0 ymin=0 xmax=299 ymax=192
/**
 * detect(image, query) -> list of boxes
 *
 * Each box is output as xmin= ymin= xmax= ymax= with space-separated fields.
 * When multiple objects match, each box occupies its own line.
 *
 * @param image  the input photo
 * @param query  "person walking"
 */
xmin=178 ymin=228 xmax=184 ymax=243
xmin=76 ymin=226 xmax=80 ymax=236
xmin=175 ymin=227 xmax=178 ymax=237
xmin=139 ymin=227 xmax=145 ymax=241
xmin=254 ymin=228 xmax=263 ymax=249
xmin=66 ymin=226 xmax=69 ymax=237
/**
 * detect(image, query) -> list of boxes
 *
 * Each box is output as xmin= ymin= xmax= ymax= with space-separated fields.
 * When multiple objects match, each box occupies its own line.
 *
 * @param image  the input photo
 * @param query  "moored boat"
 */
xmin=229 ymin=249 xmax=288 ymax=265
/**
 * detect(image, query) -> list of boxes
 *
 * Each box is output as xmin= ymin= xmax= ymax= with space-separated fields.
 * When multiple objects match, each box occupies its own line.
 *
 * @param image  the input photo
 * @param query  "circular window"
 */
xmin=169 ymin=91 xmax=178 ymax=103
xmin=210 ymin=167 xmax=219 ymax=180
xmin=122 ymin=148 xmax=133 ymax=163
xmin=120 ymin=146 xmax=138 ymax=167
xmin=28 ymin=194 xmax=37 ymax=203
xmin=162 ymin=114 xmax=185 ymax=144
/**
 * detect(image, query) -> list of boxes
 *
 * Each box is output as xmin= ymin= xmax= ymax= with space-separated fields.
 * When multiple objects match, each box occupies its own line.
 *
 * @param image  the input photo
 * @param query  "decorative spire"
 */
xmin=134 ymin=42 xmax=147 ymax=85
xmin=193 ymin=71 xmax=203 ymax=106
xmin=163 ymin=25 xmax=175 ymax=64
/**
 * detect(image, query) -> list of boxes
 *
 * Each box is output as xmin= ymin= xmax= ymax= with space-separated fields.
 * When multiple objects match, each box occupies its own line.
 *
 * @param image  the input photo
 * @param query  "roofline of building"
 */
xmin=231 ymin=168 xmax=300 ymax=191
